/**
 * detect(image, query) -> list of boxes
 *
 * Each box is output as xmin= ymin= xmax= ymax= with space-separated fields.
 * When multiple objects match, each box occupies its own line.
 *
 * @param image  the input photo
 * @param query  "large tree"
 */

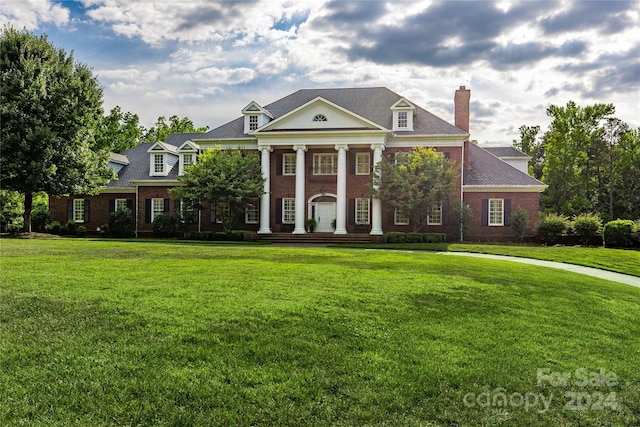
xmin=144 ymin=115 xmax=209 ymax=142
xmin=371 ymin=147 xmax=458 ymax=232
xmin=0 ymin=27 xmax=112 ymax=231
xmin=94 ymin=106 xmax=145 ymax=153
xmin=513 ymin=124 xmax=545 ymax=180
xmin=613 ymin=127 xmax=640 ymax=220
xmin=169 ymin=148 xmax=265 ymax=232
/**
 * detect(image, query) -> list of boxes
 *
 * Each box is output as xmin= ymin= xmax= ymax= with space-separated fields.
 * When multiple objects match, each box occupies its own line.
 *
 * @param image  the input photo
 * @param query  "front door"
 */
xmin=315 ymin=202 xmax=336 ymax=232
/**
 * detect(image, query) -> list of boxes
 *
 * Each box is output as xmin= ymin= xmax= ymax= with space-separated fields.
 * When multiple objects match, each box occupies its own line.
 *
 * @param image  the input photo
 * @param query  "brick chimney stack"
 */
xmin=454 ymin=85 xmax=470 ymax=133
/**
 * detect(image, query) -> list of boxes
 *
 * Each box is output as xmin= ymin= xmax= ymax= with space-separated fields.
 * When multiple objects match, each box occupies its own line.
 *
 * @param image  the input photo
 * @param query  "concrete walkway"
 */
xmin=438 ymin=252 xmax=640 ymax=288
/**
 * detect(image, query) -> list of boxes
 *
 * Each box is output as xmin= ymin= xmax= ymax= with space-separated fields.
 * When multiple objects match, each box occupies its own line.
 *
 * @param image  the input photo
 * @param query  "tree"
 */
xmin=143 ymin=115 xmax=208 ymax=142
xmin=513 ymin=125 xmax=545 ymax=180
xmin=1 ymin=27 xmax=113 ymax=232
xmin=94 ymin=106 xmax=145 ymax=153
xmin=169 ymin=148 xmax=265 ymax=232
xmin=613 ymin=128 xmax=640 ymax=219
xmin=371 ymin=147 xmax=458 ymax=232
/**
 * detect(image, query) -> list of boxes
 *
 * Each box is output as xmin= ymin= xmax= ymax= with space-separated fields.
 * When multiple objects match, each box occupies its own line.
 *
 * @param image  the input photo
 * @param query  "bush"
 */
xmin=451 ymin=201 xmax=473 ymax=242
xmin=64 ymin=220 xmax=77 ymax=236
xmin=45 ymin=221 xmax=61 ymax=235
xmin=99 ymin=224 xmax=110 ymax=237
xmin=422 ymin=233 xmax=446 ymax=243
xmin=536 ymin=213 xmax=569 ymax=244
xmin=572 ymin=212 xmax=603 ymax=246
xmin=510 ymin=206 xmax=530 ymax=243
xmin=406 ymin=232 xmax=422 ymax=243
xmin=109 ymin=207 xmax=135 ymax=238
xmin=77 ymin=225 xmax=86 ymax=237
xmin=153 ymin=213 xmax=178 ymax=238
xmin=31 ymin=203 xmax=50 ymax=232
xmin=603 ymin=219 xmax=636 ymax=248
xmin=386 ymin=232 xmax=406 ymax=243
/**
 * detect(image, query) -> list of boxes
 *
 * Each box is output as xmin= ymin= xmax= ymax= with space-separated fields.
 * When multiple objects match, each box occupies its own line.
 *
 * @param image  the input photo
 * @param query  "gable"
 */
xmin=258 ymin=97 xmax=385 ymax=132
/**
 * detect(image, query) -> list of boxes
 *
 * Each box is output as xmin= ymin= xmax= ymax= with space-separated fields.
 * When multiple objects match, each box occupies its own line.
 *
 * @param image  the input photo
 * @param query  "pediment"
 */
xmin=391 ymin=97 xmax=415 ymax=110
xmin=241 ymin=101 xmax=274 ymax=118
xmin=177 ymin=140 xmax=200 ymax=152
xmin=147 ymin=141 xmax=178 ymax=155
xmin=258 ymin=97 xmax=386 ymax=132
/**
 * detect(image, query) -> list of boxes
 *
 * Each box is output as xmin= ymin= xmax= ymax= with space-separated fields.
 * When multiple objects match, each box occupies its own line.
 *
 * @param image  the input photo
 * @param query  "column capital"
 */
xmin=335 ymin=144 xmax=349 ymax=152
xmin=293 ymin=144 xmax=307 ymax=152
xmin=370 ymin=143 xmax=385 ymax=152
xmin=257 ymin=145 xmax=273 ymax=153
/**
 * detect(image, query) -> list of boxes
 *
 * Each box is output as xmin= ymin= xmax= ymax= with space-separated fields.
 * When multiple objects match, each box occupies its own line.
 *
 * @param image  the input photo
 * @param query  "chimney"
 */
xmin=454 ymin=85 xmax=470 ymax=133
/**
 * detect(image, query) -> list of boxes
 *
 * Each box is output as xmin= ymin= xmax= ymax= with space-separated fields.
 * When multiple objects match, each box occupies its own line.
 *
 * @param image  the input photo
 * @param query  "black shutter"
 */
xmin=442 ymin=200 xmax=449 ymax=226
xmin=349 ymin=152 xmax=355 ymax=175
xmin=348 ymin=199 xmax=355 ymax=225
xmin=174 ymin=199 xmax=181 ymax=213
xmin=276 ymin=154 xmax=283 ymax=176
xmin=210 ymin=201 xmax=216 ymax=223
xmin=163 ymin=198 xmax=170 ymax=213
xmin=387 ymin=209 xmax=394 ymax=226
xmin=126 ymin=199 xmax=133 ymax=210
xmin=275 ymin=198 xmax=282 ymax=224
xmin=84 ymin=200 xmax=90 ymax=223
xmin=443 ymin=152 xmax=451 ymax=159
xmin=108 ymin=199 xmax=115 ymax=213
xmin=145 ymin=199 xmax=152 ymax=223
xmin=504 ymin=199 xmax=512 ymax=226
xmin=67 ymin=200 xmax=73 ymax=221
xmin=481 ymin=199 xmax=489 ymax=226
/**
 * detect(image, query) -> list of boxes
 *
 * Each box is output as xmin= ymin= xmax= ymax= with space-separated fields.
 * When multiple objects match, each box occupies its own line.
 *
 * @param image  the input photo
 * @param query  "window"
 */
xmin=398 ymin=111 xmax=408 ymax=128
xmin=312 ymin=114 xmax=327 ymax=122
xmin=151 ymin=198 xmax=164 ymax=222
xmin=153 ymin=154 xmax=164 ymax=174
xmin=427 ymin=202 xmax=442 ymax=225
xmin=313 ymin=153 xmax=338 ymax=175
xmin=489 ymin=199 xmax=504 ymax=226
xmin=394 ymin=208 xmax=409 ymax=225
xmin=283 ymin=153 xmax=296 ymax=175
xmin=249 ymin=114 xmax=259 ymax=131
xmin=356 ymin=152 xmax=370 ymax=175
xmin=215 ymin=203 xmax=230 ymax=224
xmin=394 ymin=151 xmax=409 ymax=165
xmin=355 ymin=198 xmax=370 ymax=225
xmin=283 ymin=198 xmax=295 ymax=224
xmin=245 ymin=199 xmax=259 ymax=224
xmin=115 ymin=198 xmax=128 ymax=211
xmin=73 ymin=199 xmax=85 ymax=223
xmin=183 ymin=153 xmax=193 ymax=169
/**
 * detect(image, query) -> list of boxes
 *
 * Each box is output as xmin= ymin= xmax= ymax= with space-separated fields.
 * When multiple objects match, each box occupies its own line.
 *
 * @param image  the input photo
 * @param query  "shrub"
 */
xmin=423 ymin=233 xmax=446 ymax=243
xmin=510 ymin=206 xmax=530 ymax=243
xmin=77 ymin=225 xmax=87 ymax=237
xmin=109 ymin=207 xmax=135 ymax=238
xmin=64 ymin=220 xmax=77 ymax=236
xmin=153 ymin=213 xmax=178 ymax=238
xmin=406 ymin=232 xmax=422 ymax=243
xmin=45 ymin=221 xmax=61 ymax=235
xmin=31 ymin=203 xmax=50 ymax=232
xmin=99 ymin=224 xmax=110 ymax=237
xmin=603 ymin=219 xmax=636 ymax=248
xmin=451 ymin=201 xmax=473 ymax=242
xmin=536 ymin=213 xmax=569 ymax=244
xmin=572 ymin=212 xmax=603 ymax=246
xmin=386 ymin=232 xmax=406 ymax=243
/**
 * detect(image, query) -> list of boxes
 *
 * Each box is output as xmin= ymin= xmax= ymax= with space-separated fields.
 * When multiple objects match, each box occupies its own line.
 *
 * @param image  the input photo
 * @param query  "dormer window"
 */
xmin=148 ymin=141 xmax=179 ymax=177
xmin=242 ymin=101 xmax=274 ymax=134
xmin=177 ymin=140 xmax=200 ymax=176
xmin=312 ymin=114 xmax=327 ymax=122
xmin=391 ymin=98 xmax=416 ymax=131
xmin=397 ymin=111 xmax=408 ymax=128
xmin=249 ymin=115 xmax=259 ymax=131
xmin=153 ymin=154 xmax=165 ymax=174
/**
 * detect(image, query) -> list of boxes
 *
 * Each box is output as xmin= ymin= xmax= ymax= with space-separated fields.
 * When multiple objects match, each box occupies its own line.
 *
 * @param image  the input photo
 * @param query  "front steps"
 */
xmin=255 ymin=232 xmax=376 ymax=244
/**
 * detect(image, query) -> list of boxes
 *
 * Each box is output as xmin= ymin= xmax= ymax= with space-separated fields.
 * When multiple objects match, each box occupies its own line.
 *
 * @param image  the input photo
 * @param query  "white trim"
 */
xmin=394 ymin=208 xmax=409 ymax=225
xmin=355 ymin=198 xmax=370 ymax=225
xmin=355 ymin=152 xmax=371 ymax=175
xmin=130 ymin=180 xmax=181 ymax=186
xmin=282 ymin=153 xmax=296 ymax=175
xmin=114 ymin=198 xmax=128 ymax=211
xmin=313 ymin=153 xmax=338 ymax=175
xmin=282 ymin=197 xmax=295 ymax=224
xmin=151 ymin=198 xmax=164 ymax=223
xmin=489 ymin=198 xmax=504 ymax=226
xmin=427 ymin=201 xmax=442 ymax=225
xmin=245 ymin=199 xmax=259 ymax=224
xmin=463 ymin=185 xmax=547 ymax=193
xmin=73 ymin=199 xmax=85 ymax=223
xmin=101 ymin=188 xmax=137 ymax=194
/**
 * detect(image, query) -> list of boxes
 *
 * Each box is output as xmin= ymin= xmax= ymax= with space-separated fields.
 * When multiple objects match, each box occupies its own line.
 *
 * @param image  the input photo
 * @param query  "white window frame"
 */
xmin=397 ymin=111 xmax=408 ymax=128
xmin=151 ymin=198 xmax=164 ymax=222
xmin=313 ymin=153 xmax=338 ymax=175
xmin=312 ymin=114 xmax=327 ymax=122
xmin=355 ymin=198 xmax=370 ymax=225
xmin=248 ymin=114 xmax=259 ymax=131
xmin=394 ymin=208 xmax=409 ymax=225
xmin=181 ymin=153 xmax=194 ymax=174
xmin=427 ymin=202 xmax=442 ymax=225
xmin=282 ymin=198 xmax=295 ymax=224
xmin=245 ymin=199 xmax=259 ymax=224
xmin=73 ymin=199 xmax=85 ymax=223
xmin=115 ymin=198 xmax=128 ymax=211
xmin=356 ymin=152 xmax=370 ymax=175
xmin=283 ymin=153 xmax=296 ymax=176
xmin=489 ymin=199 xmax=504 ymax=226
xmin=153 ymin=153 xmax=165 ymax=175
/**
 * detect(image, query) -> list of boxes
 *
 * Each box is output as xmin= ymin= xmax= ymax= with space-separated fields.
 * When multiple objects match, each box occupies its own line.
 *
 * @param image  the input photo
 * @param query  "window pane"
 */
xmin=314 ymin=154 xmax=337 ymax=175
xmin=152 ymin=198 xmax=164 ymax=222
xmin=154 ymin=154 xmax=164 ymax=173
xmin=183 ymin=154 xmax=193 ymax=168
xmin=115 ymin=199 xmax=127 ymax=211
xmin=283 ymin=198 xmax=295 ymax=224
xmin=356 ymin=152 xmax=370 ymax=175
xmin=249 ymin=115 xmax=258 ymax=130
xmin=356 ymin=198 xmax=370 ymax=225
xmin=74 ymin=199 xmax=84 ymax=222
xmin=398 ymin=111 xmax=408 ymax=128
xmin=427 ymin=202 xmax=442 ymax=225
xmin=283 ymin=153 xmax=296 ymax=175
xmin=489 ymin=199 xmax=503 ymax=226
xmin=394 ymin=208 xmax=409 ymax=225
xmin=245 ymin=200 xmax=259 ymax=224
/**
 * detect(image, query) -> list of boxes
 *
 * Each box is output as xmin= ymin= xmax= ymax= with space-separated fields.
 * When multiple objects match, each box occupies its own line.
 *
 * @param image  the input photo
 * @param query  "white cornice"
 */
xmin=130 ymin=180 xmax=181 ymax=187
xmin=463 ymin=185 xmax=547 ymax=193
xmin=101 ymin=187 xmax=137 ymax=194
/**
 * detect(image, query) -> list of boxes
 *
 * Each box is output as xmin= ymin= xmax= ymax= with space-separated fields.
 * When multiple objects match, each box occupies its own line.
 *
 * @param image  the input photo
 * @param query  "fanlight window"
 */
xmin=312 ymin=114 xmax=327 ymax=122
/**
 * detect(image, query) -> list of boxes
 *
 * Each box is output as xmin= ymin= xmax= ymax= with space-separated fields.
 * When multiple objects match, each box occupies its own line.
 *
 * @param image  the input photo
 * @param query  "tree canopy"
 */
xmin=370 ymin=147 xmax=458 ymax=232
xmin=94 ymin=106 xmax=145 ymax=153
xmin=0 ymin=26 xmax=112 ymax=231
xmin=143 ymin=115 xmax=209 ymax=143
xmin=169 ymin=148 xmax=265 ymax=232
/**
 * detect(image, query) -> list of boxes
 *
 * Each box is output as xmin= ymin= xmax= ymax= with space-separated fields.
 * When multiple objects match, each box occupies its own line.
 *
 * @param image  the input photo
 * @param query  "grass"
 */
xmin=333 ymin=242 xmax=640 ymax=277
xmin=1 ymin=239 xmax=639 ymax=426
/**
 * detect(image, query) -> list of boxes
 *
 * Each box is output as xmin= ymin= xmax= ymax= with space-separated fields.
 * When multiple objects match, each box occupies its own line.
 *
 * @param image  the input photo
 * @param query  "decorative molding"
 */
xmin=292 ymin=144 xmax=308 ymax=152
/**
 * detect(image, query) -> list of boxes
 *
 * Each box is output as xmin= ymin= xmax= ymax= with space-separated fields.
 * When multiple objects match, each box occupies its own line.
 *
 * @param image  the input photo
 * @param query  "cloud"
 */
xmin=540 ymin=0 xmax=637 ymax=35
xmin=194 ymin=67 xmax=257 ymax=85
xmin=0 ymin=0 xmax=70 ymax=30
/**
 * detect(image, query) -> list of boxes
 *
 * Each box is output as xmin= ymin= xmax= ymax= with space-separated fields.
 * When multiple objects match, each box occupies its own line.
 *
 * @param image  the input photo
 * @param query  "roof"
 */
xmin=164 ymin=132 xmax=205 ymax=147
xmin=109 ymin=152 xmax=129 ymax=165
xmin=196 ymin=87 xmax=467 ymax=140
xmin=483 ymin=146 xmax=530 ymax=158
xmin=106 ymin=142 xmax=178 ymax=188
xmin=465 ymin=143 xmax=544 ymax=187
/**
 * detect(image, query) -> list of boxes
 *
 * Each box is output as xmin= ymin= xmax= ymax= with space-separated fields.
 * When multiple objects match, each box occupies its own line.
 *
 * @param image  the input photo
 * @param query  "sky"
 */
xmin=1 ymin=0 xmax=639 ymax=145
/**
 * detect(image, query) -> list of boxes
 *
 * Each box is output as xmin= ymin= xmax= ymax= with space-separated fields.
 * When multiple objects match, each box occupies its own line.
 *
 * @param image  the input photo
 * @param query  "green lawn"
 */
xmin=1 ymin=239 xmax=639 ymax=426
xmin=334 ymin=242 xmax=640 ymax=277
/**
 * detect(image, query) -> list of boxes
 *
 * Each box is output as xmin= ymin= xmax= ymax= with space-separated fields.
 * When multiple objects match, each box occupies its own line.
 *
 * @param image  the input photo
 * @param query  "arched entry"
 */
xmin=308 ymin=194 xmax=337 ymax=233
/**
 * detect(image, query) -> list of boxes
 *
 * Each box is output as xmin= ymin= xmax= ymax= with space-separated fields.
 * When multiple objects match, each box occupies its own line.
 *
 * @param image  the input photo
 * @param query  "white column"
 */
xmin=370 ymin=144 xmax=385 ymax=235
xmin=334 ymin=144 xmax=348 ymax=234
xmin=293 ymin=144 xmax=307 ymax=234
xmin=257 ymin=146 xmax=272 ymax=234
